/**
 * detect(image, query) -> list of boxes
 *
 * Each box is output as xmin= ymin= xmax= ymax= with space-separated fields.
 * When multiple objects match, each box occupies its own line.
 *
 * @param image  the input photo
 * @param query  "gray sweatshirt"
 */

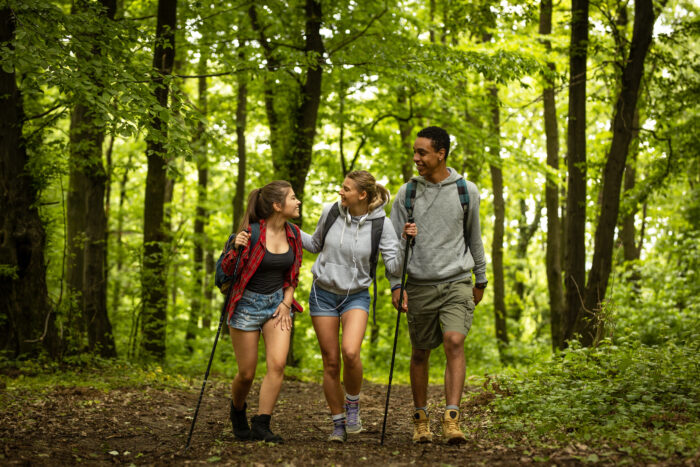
xmin=302 ymin=200 xmax=403 ymax=295
xmin=387 ymin=168 xmax=487 ymax=287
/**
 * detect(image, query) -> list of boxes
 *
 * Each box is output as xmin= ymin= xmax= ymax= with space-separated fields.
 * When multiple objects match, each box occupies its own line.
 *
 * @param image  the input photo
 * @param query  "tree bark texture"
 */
xmin=67 ymin=0 xmax=118 ymax=357
xmin=539 ymin=0 xmax=565 ymax=351
xmin=233 ymin=35 xmax=248 ymax=232
xmin=141 ymin=0 xmax=176 ymax=360
xmin=0 ymin=8 xmax=60 ymax=358
xmin=186 ymin=48 xmax=209 ymax=348
xmin=488 ymin=86 xmax=508 ymax=354
xmin=562 ymin=0 xmax=590 ymax=348
xmin=580 ymin=0 xmax=659 ymax=345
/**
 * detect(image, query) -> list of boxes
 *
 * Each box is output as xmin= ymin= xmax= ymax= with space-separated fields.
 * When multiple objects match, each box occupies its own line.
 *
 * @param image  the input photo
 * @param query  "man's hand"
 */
xmin=473 ymin=287 xmax=484 ymax=306
xmin=392 ymin=288 xmax=408 ymax=312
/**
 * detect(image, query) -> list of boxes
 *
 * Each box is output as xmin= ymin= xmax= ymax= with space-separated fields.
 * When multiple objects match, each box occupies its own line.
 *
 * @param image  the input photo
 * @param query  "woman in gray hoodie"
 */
xmin=302 ymin=170 xmax=416 ymax=442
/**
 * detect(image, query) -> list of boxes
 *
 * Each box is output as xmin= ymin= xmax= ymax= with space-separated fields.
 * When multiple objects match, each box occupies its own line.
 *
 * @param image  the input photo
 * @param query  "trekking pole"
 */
xmin=185 ymin=246 xmax=243 ymax=451
xmin=380 ymin=220 xmax=414 ymax=445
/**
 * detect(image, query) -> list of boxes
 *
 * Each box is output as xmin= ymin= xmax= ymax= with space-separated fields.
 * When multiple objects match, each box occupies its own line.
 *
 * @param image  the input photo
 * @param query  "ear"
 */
xmin=272 ymin=201 xmax=283 ymax=213
xmin=358 ymin=190 xmax=368 ymax=201
xmin=438 ymin=148 xmax=446 ymax=161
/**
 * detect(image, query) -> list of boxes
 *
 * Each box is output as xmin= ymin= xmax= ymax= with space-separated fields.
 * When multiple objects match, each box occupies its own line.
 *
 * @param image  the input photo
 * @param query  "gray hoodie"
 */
xmin=387 ymin=168 xmax=487 ymax=287
xmin=302 ymin=200 xmax=403 ymax=295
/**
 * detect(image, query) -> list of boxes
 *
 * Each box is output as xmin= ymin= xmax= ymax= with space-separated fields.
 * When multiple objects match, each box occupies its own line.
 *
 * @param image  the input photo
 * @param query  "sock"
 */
xmin=414 ymin=406 xmax=428 ymax=415
xmin=332 ymin=413 xmax=347 ymax=425
xmin=345 ymin=393 xmax=360 ymax=403
xmin=446 ymin=405 xmax=459 ymax=412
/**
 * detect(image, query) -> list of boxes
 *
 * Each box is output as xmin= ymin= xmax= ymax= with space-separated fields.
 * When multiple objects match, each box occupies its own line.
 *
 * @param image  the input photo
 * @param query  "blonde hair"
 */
xmin=237 ymin=180 xmax=292 ymax=233
xmin=346 ymin=170 xmax=390 ymax=212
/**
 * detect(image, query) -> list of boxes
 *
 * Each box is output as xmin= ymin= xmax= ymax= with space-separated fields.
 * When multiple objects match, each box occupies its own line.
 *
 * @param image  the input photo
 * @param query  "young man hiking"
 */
xmin=388 ymin=126 xmax=487 ymax=444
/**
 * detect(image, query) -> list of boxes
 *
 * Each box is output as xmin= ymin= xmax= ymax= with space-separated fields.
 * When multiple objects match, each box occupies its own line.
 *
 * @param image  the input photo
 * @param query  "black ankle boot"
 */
xmin=229 ymin=401 xmax=251 ymax=440
xmin=250 ymin=414 xmax=283 ymax=443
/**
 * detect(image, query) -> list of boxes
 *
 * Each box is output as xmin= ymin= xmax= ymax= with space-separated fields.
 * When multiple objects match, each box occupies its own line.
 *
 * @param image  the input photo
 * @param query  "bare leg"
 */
xmin=443 ymin=331 xmax=466 ymax=406
xmin=257 ymin=318 xmax=291 ymax=415
xmin=312 ymin=316 xmax=345 ymax=415
xmin=410 ymin=347 xmax=431 ymax=408
xmin=230 ymin=327 xmax=260 ymax=409
xmin=340 ymin=309 xmax=368 ymax=396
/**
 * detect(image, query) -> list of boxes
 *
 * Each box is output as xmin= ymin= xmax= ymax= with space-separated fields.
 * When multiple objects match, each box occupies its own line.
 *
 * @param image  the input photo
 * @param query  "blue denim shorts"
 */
xmin=309 ymin=283 xmax=370 ymax=318
xmin=228 ymin=288 xmax=284 ymax=331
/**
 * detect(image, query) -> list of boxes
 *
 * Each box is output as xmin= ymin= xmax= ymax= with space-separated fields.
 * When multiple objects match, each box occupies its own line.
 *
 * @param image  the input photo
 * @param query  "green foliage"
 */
xmin=486 ymin=339 xmax=700 ymax=460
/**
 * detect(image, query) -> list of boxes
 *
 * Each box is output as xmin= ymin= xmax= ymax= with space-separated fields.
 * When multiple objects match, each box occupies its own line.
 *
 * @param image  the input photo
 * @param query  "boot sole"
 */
xmin=446 ymin=436 xmax=467 ymax=445
xmin=412 ymin=437 xmax=433 ymax=444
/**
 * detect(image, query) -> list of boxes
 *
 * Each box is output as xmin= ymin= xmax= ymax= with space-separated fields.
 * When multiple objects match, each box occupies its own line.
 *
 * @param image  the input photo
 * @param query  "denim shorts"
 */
xmin=228 ymin=288 xmax=284 ymax=331
xmin=309 ymin=283 xmax=370 ymax=318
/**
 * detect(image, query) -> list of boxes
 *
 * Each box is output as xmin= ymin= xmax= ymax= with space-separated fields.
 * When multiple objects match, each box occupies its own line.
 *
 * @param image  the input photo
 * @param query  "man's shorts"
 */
xmin=405 ymin=277 xmax=475 ymax=350
xmin=308 ymin=283 xmax=370 ymax=318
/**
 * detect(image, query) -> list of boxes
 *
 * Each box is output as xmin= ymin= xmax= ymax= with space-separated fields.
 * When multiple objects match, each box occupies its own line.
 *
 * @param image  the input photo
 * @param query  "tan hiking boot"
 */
xmin=442 ymin=409 xmax=467 ymax=445
xmin=412 ymin=409 xmax=433 ymax=443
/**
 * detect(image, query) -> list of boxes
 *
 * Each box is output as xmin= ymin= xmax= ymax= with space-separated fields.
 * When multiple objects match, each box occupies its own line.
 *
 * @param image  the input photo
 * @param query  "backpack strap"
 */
xmin=369 ymin=217 xmax=383 ymax=326
xmin=319 ymin=203 xmax=341 ymax=252
xmin=404 ymin=180 xmax=418 ymax=221
xmin=456 ymin=178 xmax=470 ymax=253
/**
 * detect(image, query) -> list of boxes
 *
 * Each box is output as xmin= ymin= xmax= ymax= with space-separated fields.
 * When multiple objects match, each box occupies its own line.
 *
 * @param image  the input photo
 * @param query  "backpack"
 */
xmin=405 ymin=178 xmax=471 ymax=253
xmin=319 ymin=203 xmax=384 ymax=325
xmin=215 ymin=222 xmax=300 ymax=294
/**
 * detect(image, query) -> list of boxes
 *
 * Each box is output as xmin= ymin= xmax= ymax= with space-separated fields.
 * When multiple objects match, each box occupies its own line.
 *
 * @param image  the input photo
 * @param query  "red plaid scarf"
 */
xmin=222 ymin=219 xmax=304 ymax=320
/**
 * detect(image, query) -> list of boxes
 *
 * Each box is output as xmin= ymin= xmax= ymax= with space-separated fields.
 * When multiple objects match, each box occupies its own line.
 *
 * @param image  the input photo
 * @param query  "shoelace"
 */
xmin=331 ymin=422 xmax=346 ymax=438
xmin=346 ymin=401 xmax=360 ymax=425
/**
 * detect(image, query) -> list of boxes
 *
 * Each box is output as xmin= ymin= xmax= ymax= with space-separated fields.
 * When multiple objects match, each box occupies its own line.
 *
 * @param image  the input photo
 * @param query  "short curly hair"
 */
xmin=417 ymin=126 xmax=450 ymax=160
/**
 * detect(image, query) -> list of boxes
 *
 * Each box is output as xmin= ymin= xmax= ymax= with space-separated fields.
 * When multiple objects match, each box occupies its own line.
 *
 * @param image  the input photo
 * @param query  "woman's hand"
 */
xmin=234 ymin=231 xmax=251 ymax=249
xmin=402 ymin=222 xmax=417 ymax=239
xmin=273 ymin=301 xmax=293 ymax=331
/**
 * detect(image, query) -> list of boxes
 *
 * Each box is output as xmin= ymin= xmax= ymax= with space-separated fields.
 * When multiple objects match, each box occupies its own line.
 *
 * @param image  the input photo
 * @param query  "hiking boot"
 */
xmin=250 ymin=414 xmax=284 ymax=444
xmin=328 ymin=421 xmax=347 ymax=443
xmin=412 ymin=409 xmax=433 ymax=443
xmin=442 ymin=409 xmax=467 ymax=445
xmin=229 ymin=401 xmax=251 ymax=440
xmin=345 ymin=400 xmax=362 ymax=433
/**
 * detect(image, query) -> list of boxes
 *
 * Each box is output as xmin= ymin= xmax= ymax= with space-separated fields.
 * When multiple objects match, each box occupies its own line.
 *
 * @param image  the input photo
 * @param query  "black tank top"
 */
xmin=245 ymin=248 xmax=294 ymax=294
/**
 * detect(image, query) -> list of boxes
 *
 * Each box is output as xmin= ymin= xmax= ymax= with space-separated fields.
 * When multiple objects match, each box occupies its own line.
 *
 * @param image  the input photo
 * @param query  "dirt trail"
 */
xmin=1 ymin=379 xmax=570 ymax=465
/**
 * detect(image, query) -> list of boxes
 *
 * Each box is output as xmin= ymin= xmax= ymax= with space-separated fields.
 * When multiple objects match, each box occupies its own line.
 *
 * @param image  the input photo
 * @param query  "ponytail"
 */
xmin=236 ymin=181 xmax=292 ymax=233
xmin=346 ymin=170 xmax=390 ymax=212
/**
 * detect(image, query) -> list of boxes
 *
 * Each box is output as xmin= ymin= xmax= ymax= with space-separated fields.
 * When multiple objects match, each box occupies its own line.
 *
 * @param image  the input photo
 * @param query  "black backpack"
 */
xmin=215 ymin=222 xmax=299 ymax=294
xmin=318 ymin=203 xmax=384 ymax=325
xmin=404 ymin=178 xmax=471 ymax=253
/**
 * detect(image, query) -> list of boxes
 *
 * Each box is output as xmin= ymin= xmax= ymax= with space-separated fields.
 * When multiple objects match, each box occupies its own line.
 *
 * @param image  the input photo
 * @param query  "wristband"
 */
xmin=280 ymin=302 xmax=291 ymax=310
xmin=391 ymin=285 xmax=402 ymax=291
xmin=475 ymin=282 xmax=488 ymax=290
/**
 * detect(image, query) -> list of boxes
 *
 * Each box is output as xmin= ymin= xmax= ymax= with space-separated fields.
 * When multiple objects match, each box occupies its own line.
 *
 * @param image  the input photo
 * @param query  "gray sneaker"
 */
xmin=345 ymin=400 xmax=362 ymax=433
xmin=328 ymin=422 xmax=347 ymax=443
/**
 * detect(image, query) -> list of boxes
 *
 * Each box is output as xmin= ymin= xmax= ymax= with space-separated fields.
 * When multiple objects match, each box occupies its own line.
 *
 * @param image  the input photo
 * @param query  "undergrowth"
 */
xmin=479 ymin=338 xmax=700 ymax=461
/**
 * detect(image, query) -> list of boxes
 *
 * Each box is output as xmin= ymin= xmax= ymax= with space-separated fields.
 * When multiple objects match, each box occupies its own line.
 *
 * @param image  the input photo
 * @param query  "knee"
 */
xmin=236 ymin=369 xmax=255 ymax=386
xmin=324 ymin=358 xmax=341 ymax=379
xmin=266 ymin=359 xmax=286 ymax=377
xmin=411 ymin=349 xmax=430 ymax=366
xmin=443 ymin=334 xmax=465 ymax=356
xmin=341 ymin=347 xmax=361 ymax=367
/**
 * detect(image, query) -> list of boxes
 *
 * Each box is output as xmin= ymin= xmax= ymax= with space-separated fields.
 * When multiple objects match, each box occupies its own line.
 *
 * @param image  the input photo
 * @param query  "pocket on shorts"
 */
xmin=464 ymin=284 xmax=475 ymax=330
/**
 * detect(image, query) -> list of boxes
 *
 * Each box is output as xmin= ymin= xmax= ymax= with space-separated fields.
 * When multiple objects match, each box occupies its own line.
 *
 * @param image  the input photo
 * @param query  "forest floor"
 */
xmin=0 ymin=372 xmax=695 ymax=466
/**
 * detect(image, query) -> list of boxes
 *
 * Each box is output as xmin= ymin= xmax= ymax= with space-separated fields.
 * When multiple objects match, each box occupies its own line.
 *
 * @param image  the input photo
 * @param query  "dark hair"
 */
xmin=237 ymin=180 xmax=292 ymax=233
xmin=417 ymin=126 xmax=450 ymax=160
xmin=346 ymin=170 xmax=390 ymax=212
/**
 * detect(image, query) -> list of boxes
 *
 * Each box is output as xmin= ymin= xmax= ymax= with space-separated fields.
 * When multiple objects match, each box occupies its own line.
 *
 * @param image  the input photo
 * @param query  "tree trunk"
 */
xmin=488 ymin=85 xmax=508 ymax=356
xmin=512 ymin=199 xmax=542 ymax=329
xmin=141 ymin=0 xmax=176 ymax=360
xmin=620 ymin=110 xmax=642 ymax=263
xmin=186 ymin=48 xmax=209 ymax=349
xmin=233 ymin=35 xmax=248 ymax=232
xmin=562 ymin=0 xmax=590 ymax=348
xmin=539 ymin=0 xmax=565 ymax=351
xmin=580 ymin=0 xmax=660 ymax=345
xmin=0 ymin=8 xmax=60 ymax=358
xmin=397 ymin=87 xmax=414 ymax=183
xmin=72 ymin=0 xmax=117 ymax=358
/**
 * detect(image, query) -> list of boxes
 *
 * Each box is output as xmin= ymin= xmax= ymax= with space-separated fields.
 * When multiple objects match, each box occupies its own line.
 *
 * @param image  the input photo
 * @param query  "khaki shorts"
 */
xmin=405 ymin=278 xmax=475 ymax=350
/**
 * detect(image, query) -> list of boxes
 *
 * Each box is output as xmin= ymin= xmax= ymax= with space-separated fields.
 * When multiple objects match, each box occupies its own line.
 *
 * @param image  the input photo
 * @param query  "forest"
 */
xmin=0 ymin=0 xmax=698 ymax=464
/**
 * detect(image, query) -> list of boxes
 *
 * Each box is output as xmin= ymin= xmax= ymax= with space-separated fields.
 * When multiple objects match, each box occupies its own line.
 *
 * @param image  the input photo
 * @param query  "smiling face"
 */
xmin=339 ymin=177 xmax=367 ymax=211
xmin=413 ymin=136 xmax=446 ymax=181
xmin=277 ymin=188 xmax=301 ymax=219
